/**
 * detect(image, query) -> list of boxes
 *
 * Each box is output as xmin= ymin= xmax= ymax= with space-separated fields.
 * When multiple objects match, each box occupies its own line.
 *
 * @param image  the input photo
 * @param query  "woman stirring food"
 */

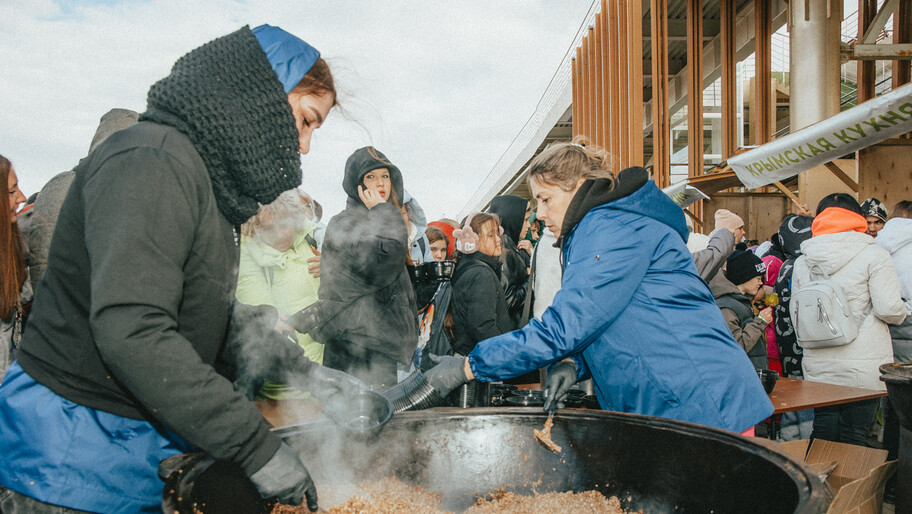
xmin=425 ymin=140 xmax=773 ymax=434
xmin=0 ymin=25 xmax=364 ymax=513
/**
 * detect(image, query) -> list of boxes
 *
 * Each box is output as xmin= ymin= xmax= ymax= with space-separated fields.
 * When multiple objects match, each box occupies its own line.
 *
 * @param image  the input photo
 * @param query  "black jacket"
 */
xmin=15 ymin=27 xmax=312 ymax=476
xmin=317 ymin=147 xmax=418 ymax=369
xmin=449 ymin=251 xmax=512 ymax=356
xmin=772 ymin=215 xmax=814 ymax=378
xmin=488 ymin=195 xmax=530 ymax=327
xmin=17 ymin=122 xmax=282 ymax=475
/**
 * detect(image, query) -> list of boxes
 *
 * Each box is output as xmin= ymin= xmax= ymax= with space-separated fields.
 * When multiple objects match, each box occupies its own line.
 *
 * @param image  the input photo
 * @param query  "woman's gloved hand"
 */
xmin=249 ymin=442 xmax=318 ymax=511
xmin=543 ymin=360 xmax=578 ymax=412
xmin=423 ymin=355 xmax=469 ymax=396
xmin=308 ymin=365 xmax=366 ymax=402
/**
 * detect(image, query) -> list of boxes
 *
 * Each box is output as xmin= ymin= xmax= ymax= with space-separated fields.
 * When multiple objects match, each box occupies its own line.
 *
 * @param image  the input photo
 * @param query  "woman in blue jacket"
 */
xmin=427 ymin=141 xmax=772 ymax=434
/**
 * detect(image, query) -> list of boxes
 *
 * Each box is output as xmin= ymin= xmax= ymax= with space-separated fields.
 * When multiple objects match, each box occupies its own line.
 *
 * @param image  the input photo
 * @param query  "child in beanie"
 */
xmin=711 ymin=250 xmax=772 ymax=369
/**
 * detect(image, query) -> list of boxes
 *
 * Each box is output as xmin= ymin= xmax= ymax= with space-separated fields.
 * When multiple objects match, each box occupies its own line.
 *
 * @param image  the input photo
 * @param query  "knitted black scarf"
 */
xmin=140 ymin=26 xmax=301 ymax=225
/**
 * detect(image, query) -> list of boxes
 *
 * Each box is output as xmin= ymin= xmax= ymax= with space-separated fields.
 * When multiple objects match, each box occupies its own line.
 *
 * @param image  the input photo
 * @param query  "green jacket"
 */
xmin=237 ymin=228 xmax=324 ymax=399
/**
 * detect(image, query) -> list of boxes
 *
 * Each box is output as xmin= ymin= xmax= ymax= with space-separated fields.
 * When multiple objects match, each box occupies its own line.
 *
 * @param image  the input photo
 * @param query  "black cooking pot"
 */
xmin=161 ymin=409 xmax=830 ymax=513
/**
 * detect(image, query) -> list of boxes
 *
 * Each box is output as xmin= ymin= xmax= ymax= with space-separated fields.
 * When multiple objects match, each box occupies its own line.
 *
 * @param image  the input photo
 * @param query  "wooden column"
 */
xmin=608 ymin=0 xmax=622 ymax=161
xmin=587 ymin=26 xmax=597 ymax=140
xmin=857 ymin=0 xmax=877 ymax=103
xmin=720 ymin=0 xmax=738 ymax=159
xmin=594 ymin=15 xmax=605 ymax=148
xmin=574 ymin=48 xmax=583 ymax=138
xmin=572 ymin=56 xmax=579 ymax=138
xmin=894 ymin=0 xmax=912 ymax=89
xmin=754 ymin=0 xmax=772 ymax=144
xmin=627 ymin=0 xmax=644 ymax=165
xmin=650 ymin=0 xmax=671 ymax=187
xmin=616 ymin=0 xmax=631 ymax=168
xmin=686 ymin=0 xmax=704 ymax=176
xmin=581 ymin=35 xmax=591 ymax=139
xmin=600 ymin=4 xmax=613 ymax=151
xmin=687 ymin=0 xmax=704 ymax=219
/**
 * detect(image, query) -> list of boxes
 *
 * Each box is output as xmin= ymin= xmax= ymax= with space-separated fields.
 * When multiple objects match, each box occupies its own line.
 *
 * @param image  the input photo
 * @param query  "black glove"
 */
xmin=543 ymin=360 xmax=578 ymax=412
xmin=288 ymin=302 xmax=325 ymax=337
xmin=249 ymin=442 xmax=318 ymax=511
xmin=423 ymin=355 xmax=469 ymax=396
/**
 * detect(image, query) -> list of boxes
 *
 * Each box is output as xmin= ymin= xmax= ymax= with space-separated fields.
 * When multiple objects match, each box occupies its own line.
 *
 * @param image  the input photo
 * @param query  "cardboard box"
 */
xmin=779 ymin=439 xmax=896 ymax=514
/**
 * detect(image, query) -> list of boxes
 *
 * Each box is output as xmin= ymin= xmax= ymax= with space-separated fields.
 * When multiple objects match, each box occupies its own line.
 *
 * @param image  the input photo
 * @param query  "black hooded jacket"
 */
xmin=449 ymin=251 xmax=512 ymax=356
xmin=772 ymin=214 xmax=814 ymax=378
xmin=15 ymin=27 xmax=304 ymax=476
xmin=317 ymin=147 xmax=418 ymax=370
xmin=488 ymin=195 xmax=530 ymax=328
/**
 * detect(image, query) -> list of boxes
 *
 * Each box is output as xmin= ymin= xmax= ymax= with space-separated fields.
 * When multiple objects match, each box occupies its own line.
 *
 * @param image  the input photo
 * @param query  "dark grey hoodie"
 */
xmin=317 ymin=147 xmax=418 ymax=387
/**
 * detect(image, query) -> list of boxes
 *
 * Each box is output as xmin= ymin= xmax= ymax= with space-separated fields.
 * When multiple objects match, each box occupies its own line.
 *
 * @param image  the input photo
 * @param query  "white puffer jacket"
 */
xmin=794 ymin=231 xmax=906 ymax=390
xmin=876 ymin=217 xmax=912 ymax=315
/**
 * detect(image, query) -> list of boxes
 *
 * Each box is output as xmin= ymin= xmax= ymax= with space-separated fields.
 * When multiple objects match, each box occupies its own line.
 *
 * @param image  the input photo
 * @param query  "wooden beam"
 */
xmin=650 ymin=0 xmax=671 ymax=187
xmin=895 ymin=0 xmax=912 ymax=88
xmin=754 ymin=0 xmax=772 ymax=144
xmin=572 ymin=56 xmax=579 ymax=139
xmin=686 ymin=0 xmax=704 ymax=220
xmin=581 ymin=32 xmax=591 ymax=139
xmin=627 ymin=0 xmax=644 ymax=166
xmin=594 ymin=16 xmax=604 ymax=148
xmin=860 ymin=0 xmax=900 ymax=44
xmin=607 ymin=0 xmax=621 ymax=163
xmin=686 ymin=0 xmax=704 ymax=175
xmin=857 ymin=0 xmax=877 ymax=103
xmin=850 ymin=44 xmax=912 ymax=60
xmin=683 ymin=208 xmax=704 ymax=228
xmin=617 ymin=0 xmax=630 ymax=168
xmin=772 ymin=181 xmax=801 ymax=205
xmin=824 ymin=161 xmax=860 ymax=191
xmin=574 ymin=48 xmax=583 ymax=138
xmin=720 ymin=0 xmax=737 ymax=159
xmin=600 ymin=1 xmax=613 ymax=151
xmin=586 ymin=25 xmax=599 ymax=140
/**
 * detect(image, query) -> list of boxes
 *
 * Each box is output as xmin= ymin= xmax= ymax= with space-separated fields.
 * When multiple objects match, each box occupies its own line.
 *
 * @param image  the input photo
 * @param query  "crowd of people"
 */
xmin=0 ymin=23 xmax=909 ymax=514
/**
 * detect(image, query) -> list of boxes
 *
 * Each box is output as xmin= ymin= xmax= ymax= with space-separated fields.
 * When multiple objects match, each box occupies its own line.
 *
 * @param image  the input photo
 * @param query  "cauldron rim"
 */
xmin=271 ymin=407 xmax=829 ymax=511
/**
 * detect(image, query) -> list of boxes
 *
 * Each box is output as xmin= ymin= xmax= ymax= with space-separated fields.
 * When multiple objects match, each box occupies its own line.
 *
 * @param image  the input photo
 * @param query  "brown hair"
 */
xmin=890 ymin=201 xmax=912 ymax=220
xmin=1 ymin=155 xmax=26 ymax=321
xmin=291 ymin=58 xmax=338 ymax=106
xmin=425 ymin=225 xmax=448 ymax=247
xmin=526 ymin=137 xmax=615 ymax=192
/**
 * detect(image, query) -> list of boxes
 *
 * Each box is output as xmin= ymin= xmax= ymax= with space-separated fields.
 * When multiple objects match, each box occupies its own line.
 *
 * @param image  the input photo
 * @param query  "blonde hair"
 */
xmin=242 ymin=188 xmax=316 ymax=240
xmin=526 ymin=137 xmax=615 ymax=192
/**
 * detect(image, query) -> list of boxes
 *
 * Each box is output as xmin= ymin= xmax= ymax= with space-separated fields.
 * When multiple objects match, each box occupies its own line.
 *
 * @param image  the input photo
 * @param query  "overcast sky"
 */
xmin=1 ymin=0 xmax=593 ymax=223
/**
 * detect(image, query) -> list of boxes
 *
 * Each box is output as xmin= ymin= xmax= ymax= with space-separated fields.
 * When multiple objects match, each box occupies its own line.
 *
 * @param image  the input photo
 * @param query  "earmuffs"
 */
xmin=453 ymin=213 xmax=503 ymax=254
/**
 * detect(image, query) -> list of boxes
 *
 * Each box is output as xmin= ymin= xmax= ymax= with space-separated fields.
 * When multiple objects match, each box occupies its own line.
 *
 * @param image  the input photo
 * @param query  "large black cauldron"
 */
xmin=161 ymin=408 xmax=830 ymax=513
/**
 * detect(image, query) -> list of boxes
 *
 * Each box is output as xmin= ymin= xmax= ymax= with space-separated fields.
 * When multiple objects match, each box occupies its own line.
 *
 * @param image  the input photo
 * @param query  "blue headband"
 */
xmin=252 ymin=24 xmax=320 ymax=94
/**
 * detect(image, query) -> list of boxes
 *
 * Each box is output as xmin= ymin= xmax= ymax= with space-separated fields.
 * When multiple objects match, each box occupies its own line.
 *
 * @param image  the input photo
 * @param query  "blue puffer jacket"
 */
xmin=469 ymin=168 xmax=773 ymax=432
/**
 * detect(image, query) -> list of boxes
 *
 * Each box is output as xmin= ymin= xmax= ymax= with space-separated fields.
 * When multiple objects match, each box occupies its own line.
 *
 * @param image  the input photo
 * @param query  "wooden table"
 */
xmin=769 ymin=377 xmax=887 ymax=414
xmin=765 ymin=377 xmax=888 ymax=439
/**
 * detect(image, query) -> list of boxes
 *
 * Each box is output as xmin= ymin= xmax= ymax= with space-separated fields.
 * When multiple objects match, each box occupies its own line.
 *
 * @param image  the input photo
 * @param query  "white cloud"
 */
xmin=1 ymin=0 xmax=592 ymax=221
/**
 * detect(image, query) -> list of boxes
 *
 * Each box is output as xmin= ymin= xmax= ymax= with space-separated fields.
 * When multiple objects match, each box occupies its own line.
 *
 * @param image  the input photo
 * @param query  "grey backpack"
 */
xmin=789 ymin=264 xmax=859 ymax=349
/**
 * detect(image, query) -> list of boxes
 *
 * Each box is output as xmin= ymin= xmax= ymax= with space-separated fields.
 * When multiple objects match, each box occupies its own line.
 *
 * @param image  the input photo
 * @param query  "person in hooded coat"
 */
xmin=792 ymin=194 xmax=906 ymax=445
xmin=0 ymin=25 xmax=364 ymax=513
xmin=316 ymin=146 xmax=419 ymax=389
xmin=771 ymin=214 xmax=815 ymax=440
xmin=425 ymin=141 xmax=772 ymax=433
xmin=875 ymin=200 xmax=912 ymax=477
xmin=448 ymin=212 xmax=513 ymax=356
xmin=488 ymin=195 xmax=531 ymax=329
